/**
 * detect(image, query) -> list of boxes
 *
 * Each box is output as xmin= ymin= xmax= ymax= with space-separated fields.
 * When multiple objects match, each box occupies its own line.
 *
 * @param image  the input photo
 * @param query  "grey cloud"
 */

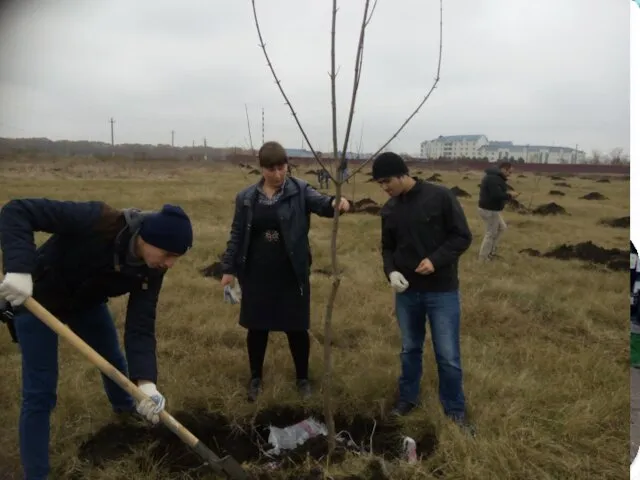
xmin=0 ymin=0 xmax=630 ymax=153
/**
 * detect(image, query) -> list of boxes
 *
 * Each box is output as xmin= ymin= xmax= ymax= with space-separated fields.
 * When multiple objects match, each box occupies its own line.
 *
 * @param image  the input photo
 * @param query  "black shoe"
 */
xmin=247 ymin=377 xmax=261 ymax=403
xmin=390 ymin=400 xmax=415 ymax=416
xmin=449 ymin=414 xmax=476 ymax=437
xmin=296 ymin=379 xmax=312 ymax=399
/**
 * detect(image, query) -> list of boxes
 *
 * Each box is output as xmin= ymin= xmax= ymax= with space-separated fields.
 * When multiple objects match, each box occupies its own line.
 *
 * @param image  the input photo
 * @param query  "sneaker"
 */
xmin=390 ymin=400 xmax=415 ymax=416
xmin=247 ymin=377 xmax=262 ymax=403
xmin=449 ymin=414 xmax=476 ymax=437
xmin=296 ymin=379 xmax=312 ymax=399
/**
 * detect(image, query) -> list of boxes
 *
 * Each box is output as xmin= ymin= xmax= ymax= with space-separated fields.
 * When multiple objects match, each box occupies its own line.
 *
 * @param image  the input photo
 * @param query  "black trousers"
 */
xmin=246 ymin=329 xmax=310 ymax=380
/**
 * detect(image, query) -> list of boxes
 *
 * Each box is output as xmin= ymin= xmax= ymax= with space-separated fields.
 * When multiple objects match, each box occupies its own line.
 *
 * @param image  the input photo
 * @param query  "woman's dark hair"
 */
xmin=258 ymin=141 xmax=288 ymax=168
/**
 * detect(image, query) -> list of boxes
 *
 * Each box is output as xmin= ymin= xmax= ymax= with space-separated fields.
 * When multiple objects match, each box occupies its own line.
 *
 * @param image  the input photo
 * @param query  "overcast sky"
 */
xmin=0 ymin=0 xmax=630 ymax=155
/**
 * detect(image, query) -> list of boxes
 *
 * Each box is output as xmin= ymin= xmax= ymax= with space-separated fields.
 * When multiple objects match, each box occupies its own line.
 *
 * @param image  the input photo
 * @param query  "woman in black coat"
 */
xmin=220 ymin=141 xmax=350 ymax=402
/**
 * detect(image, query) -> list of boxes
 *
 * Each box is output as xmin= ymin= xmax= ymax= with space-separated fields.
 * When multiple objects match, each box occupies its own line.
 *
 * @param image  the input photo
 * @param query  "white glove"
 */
xmin=389 ymin=271 xmax=409 ymax=293
xmin=135 ymin=383 xmax=166 ymax=425
xmin=0 ymin=273 xmax=33 ymax=306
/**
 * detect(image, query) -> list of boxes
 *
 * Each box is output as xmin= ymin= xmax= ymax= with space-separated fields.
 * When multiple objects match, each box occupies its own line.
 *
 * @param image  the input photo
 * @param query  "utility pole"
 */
xmin=171 ymin=130 xmax=175 ymax=147
xmin=109 ymin=117 xmax=115 ymax=156
xmin=203 ymin=137 xmax=207 ymax=161
xmin=261 ymin=107 xmax=265 ymax=145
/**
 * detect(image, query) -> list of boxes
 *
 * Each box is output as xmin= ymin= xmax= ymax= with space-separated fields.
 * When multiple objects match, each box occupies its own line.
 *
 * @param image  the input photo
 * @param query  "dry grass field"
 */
xmin=0 ymin=157 xmax=629 ymax=479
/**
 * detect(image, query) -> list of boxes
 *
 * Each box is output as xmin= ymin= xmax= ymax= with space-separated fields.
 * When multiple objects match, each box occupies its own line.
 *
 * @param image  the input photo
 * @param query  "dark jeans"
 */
xmin=14 ymin=303 xmax=135 ymax=480
xmin=395 ymin=290 xmax=466 ymax=417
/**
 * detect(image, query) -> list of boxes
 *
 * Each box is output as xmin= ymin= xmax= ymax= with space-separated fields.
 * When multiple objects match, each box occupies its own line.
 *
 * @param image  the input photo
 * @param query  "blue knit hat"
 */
xmin=139 ymin=204 xmax=193 ymax=255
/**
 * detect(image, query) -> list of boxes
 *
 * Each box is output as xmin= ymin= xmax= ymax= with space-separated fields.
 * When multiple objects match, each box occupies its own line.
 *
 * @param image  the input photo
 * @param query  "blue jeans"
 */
xmin=14 ymin=303 xmax=135 ymax=480
xmin=395 ymin=290 xmax=466 ymax=417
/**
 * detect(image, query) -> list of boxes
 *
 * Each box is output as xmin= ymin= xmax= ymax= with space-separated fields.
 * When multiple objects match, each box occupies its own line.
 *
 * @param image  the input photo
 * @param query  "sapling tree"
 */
xmin=250 ymin=0 xmax=444 ymax=456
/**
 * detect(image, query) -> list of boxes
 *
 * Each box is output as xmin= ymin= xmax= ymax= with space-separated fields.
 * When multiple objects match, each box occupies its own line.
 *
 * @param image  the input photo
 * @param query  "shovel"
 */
xmin=17 ymin=296 xmax=250 ymax=480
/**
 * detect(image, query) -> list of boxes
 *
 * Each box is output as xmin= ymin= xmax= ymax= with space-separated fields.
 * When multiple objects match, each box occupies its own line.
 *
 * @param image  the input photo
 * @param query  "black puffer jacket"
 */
xmin=478 ymin=167 xmax=511 ymax=211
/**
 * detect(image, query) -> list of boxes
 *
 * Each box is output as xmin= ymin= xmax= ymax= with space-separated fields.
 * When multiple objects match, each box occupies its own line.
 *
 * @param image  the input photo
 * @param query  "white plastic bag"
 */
xmin=223 ymin=283 xmax=242 ymax=304
xmin=266 ymin=417 xmax=328 ymax=455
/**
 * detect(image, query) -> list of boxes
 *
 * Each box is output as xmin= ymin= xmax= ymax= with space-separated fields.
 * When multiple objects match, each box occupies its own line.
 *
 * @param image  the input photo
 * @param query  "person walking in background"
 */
xmin=631 ymin=241 xmax=640 ymax=368
xmin=477 ymin=161 xmax=519 ymax=261
xmin=0 ymin=199 xmax=193 ymax=480
xmin=220 ymin=141 xmax=350 ymax=402
xmin=372 ymin=151 xmax=475 ymax=434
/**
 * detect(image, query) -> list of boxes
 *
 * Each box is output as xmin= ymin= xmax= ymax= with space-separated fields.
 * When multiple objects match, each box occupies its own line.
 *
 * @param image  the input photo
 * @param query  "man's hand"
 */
xmin=331 ymin=197 xmax=350 ymax=213
xmin=0 ymin=273 xmax=33 ymax=306
xmin=221 ymin=274 xmax=235 ymax=287
xmin=389 ymin=271 xmax=409 ymax=293
xmin=135 ymin=382 xmax=166 ymax=425
xmin=415 ymin=258 xmax=435 ymax=275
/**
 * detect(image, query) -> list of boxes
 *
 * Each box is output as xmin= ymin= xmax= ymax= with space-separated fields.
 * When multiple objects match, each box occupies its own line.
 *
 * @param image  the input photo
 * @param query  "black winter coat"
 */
xmin=0 ymin=198 xmax=164 ymax=383
xmin=221 ymin=177 xmax=335 ymax=293
xmin=478 ymin=167 xmax=511 ymax=211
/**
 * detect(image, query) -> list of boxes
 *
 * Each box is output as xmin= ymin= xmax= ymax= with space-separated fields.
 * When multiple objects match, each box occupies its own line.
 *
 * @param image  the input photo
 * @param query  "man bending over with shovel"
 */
xmin=0 ymin=198 xmax=193 ymax=480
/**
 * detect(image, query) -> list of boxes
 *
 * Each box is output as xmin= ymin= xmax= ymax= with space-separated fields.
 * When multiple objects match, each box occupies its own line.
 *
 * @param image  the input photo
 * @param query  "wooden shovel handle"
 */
xmin=20 ymin=297 xmax=250 ymax=479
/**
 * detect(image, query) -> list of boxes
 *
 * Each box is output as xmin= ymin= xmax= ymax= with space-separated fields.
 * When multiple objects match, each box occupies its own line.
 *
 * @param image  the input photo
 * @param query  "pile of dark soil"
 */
xmin=200 ymin=254 xmax=225 ymax=280
xmin=249 ymin=169 xmax=261 ymax=175
xmin=506 ymin=184 xmax=514 ymax=191
xmin=306 ymin=169 xmax=319 ymax=175
xmin=531 ymin=203 xmax=568 ymax=216
xmin=201 ymin=262 xmax=223 ymax=280
xmin=77 ymin=406 xmax=438 ymax=479
xmin=520 ymin=241 xmax=627 ymax=271
xmin=598 ymin=216 xmax=630 ymax=228
xmin=595 ymin=178 xmax=610 ymax=183
xmin=517 ymin=174 xmax=526 ymax=178
xmin=505 ymin=197 xmax=530 ymax=214
xmin=425 ymin=174 xmax=442 ymax=182
xmin=580 ymin=192 xmax=608 ymax=200
xmin=548 ymin=190 xmax=565 ymax=196
xmin=549 ymin=175 xmax=564 ymax=181
xmin=553 ymin=182 xmax=571 ymax=188
xmin=450 ymin=186 xmax=471 ymax=198
xmin=351 ymin=197 xmax=381 ymax=215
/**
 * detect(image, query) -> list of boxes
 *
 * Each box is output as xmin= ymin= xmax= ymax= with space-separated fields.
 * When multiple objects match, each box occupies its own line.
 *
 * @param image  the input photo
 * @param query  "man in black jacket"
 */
xmin=373 ymin=152 xmax=474 ymax=433
xmin=0 ymin=199 xmax=193 ymax=480
xmin=477 ymin=162 xmax=518 ymax=261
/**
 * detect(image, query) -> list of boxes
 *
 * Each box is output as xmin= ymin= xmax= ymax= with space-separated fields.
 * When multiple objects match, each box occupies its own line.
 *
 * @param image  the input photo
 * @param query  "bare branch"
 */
xmin=365 ymin=0 xmax=378 ymax=25
xmin=244 ymin=103 xmax=255 ymax=157
xmin=345 ymin=0 xmax=444 ymax=182
xmin=330 ymin=0 xmax=339 ymax=172
xmin=339 ymin=0 xmax=372 ymax=175
xmin=250 ymin=0 xmax=334 ymax=179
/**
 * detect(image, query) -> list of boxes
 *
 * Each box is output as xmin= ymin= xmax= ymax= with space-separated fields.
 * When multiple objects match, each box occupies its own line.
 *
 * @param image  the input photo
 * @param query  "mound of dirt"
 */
xmin=599 ymin=216 xmax=630 ymax=228
xmin=517 ymin=174 xmax=527 ymax=178
xmin=595 ymin=178 xmax=610 ymax=183
xmin=462 ymin=175 xmax=469 ymax=180
xmin=505 ymin=197 xmax=530 ymax=214
xmin=506 ymin=184 xmax=514 ymax=191
xmin=531 ymin=202 xmax=568 ymax=216
xmin=520 ymin=241 xmax=627 ymax=271
xmin=306 ymin=169 xmax=319 ymax=175
xmin=580 ymin=192 xmax=608 ymax=200
xmin=200 ymin=262 xmax=223 ymax=280
xmin=549 ymin=175 xmax=564 ymax=181
xmin=77 ymin=405 xmax=438 ymax=478
xmin=249 ymin=169 xmax=261 ymax=175
xmin=450 ymin=186 xmax=471 ymax=198
xmin=354 ymin=197 xmax=378 ymax=209
xmin=425 ymin=174 xmax=442 ymax=182
xmin=553 ymin=182 xmax=571 ymax=188
xmin=548 ymin=190 xmax=565 ymax=196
